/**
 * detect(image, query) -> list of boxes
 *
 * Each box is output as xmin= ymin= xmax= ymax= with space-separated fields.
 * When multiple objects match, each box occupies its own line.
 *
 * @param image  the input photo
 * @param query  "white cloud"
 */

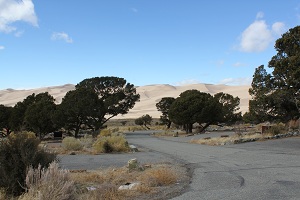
xmin=0 ymin=0 xmax=38 ymax=33
xmin=256 ymin=11 xmax=264 ymax=19
xmin=175 ymin=79 xmax=201 ymax=86
xmin=51 ymin=32 xmax=73 ymax=43
xmin=0 ymin=46 xmax=4 ymax=50
xmin=238 ymin=13 xmax=286 ymax=52
xmin=272 ymin=22 xmax=285 ymax=36
xmin=219 ymin=77 xmax=251 ymax=86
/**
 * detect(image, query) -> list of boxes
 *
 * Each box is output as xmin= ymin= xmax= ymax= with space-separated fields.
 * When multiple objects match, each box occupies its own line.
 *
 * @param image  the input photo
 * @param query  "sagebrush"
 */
xmin=0 ymin=132 xmax=56 ymax=196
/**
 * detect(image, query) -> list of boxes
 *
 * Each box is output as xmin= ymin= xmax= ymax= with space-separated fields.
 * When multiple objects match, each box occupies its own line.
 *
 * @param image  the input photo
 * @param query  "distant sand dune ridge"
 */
xmin=0 ymin=83 xmax=251 ymax=119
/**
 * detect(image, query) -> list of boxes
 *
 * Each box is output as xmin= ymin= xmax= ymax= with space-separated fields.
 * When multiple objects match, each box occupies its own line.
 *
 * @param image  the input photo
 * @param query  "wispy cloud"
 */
xmin=14 ymin=30 xmax=24 ymax=37
xmin=0 ymin=0 xmax=38 ymax=34
xmin=51 ymin=32 xmax=73 ymax=43
xmin=219 ymin=77 xmax=252 ymax=86
xmin=256 ymin=11 xmax=264 ymax=19
xmin=0 ymin=46 xmax=5 ymax=50
xmin=238 ymin=12 xmax=286 ymax=52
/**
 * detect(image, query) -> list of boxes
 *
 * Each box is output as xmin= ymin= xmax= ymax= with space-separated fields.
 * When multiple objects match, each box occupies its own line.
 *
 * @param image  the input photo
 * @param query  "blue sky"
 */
xmin=0 ymin=0 xmax=300 ymax=89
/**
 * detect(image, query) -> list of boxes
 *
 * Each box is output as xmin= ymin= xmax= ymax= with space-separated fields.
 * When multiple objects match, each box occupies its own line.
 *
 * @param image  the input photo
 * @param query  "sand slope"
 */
xmin=0 ymin=83 xmax=251 ymax=119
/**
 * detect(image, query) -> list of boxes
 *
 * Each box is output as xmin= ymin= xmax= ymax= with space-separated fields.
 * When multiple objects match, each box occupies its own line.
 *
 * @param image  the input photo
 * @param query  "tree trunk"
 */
xmin=199 ymin=122 xmax=212 ymax=133
xmin=75 ymin=125 xmax=80 ymax=138
xmin=184 ymin=124 xmax=193 ymax=134
xmin=167 ymin=121 xmax=172 ymax=129
xmin=144 ymin=124 xmax=150 ymax=130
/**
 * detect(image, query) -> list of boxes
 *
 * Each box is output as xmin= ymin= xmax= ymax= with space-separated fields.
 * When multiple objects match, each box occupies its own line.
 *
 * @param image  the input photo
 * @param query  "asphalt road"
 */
xmin=60 ymin=131 xmax=300 ymax=200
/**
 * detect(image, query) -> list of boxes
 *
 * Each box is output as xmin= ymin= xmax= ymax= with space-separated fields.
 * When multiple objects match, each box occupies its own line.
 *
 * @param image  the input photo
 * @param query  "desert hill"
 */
xmin=0 ymin=84 xmax=251 ymax=119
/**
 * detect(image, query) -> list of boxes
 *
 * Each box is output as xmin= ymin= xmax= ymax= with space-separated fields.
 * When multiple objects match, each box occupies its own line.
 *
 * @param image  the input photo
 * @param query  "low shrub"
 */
xmin=99 ymin=129 xmax=112 ymax=137
xmin=266 ymin=123 xmax=287 ymax=136
xmin=93 ymin=136 xmax=129 ymax=153
xmin=62 ymin=137 xmax=83 ymax=151
xmin=138 ymin=166 xmax=178 ymax=187
xmin=0 ymin=132 xmax=56 ymax=196
xmin=19 ymin=161 xmax=75 ymax=200
xmin=79 ymin=134 xmax=94 ymax=148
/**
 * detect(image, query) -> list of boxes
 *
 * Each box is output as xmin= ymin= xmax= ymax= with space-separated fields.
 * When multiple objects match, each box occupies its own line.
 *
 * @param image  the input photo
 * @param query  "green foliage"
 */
xmin=54 ymin=87 xmax=105 ymax=138
xmin=249 ymin=26 xmax=300 ymax=122
xmin=76 ymin=76 xmax=140 ymax=126
xmin=24 ymin=92 xmax=57 ymax=138
xmin=0 ymin=105 xmax=13 ymax=137
xmin=8 ymin=92 xmax=57 ymax=138
xmin=156 ymin=97 xmax=175 ymax=128
xmin=9 ymin=93 xmax=37 ymax=132
xmin=168 ymin=90 xmax=241 ymax=133
xmin=93 ymin=136 xmax=129 ymax=153
xmin=135 ymin=114 xmax=152 ymax=129
xmin=214 ymin=92 xmax=242 ymax=124
xmin=62 ymin=137 xmax=84 ymax=151
xmin=168 ymin=90 xmax=214 ymax=133
xmin=0 ymin=132 xmax=56 ymax=196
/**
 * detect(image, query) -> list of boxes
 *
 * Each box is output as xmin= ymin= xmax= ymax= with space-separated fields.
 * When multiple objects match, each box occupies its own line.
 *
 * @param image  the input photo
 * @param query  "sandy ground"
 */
xmin=0 ymin=83 xmax=251 ymax=119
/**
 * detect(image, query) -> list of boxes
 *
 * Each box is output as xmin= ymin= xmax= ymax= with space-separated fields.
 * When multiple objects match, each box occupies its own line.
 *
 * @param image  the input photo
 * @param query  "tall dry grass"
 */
xmin=138 ymin=165 xmax=178 ymax=187
xmin=19 ymin=162 xmax=75 ymax=200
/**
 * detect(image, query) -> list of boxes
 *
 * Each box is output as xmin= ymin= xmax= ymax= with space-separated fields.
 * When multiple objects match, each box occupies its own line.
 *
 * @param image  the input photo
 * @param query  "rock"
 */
xmin=118 ymin=182 xmax=140 ymax=190
xmin=127 ymin=158 xmax=143 ymax=171
xmin=70 ymin=152 xmax=76 ymax=155
xmin=86 ymin=186 xmax=97 ymax=191
xmin=129 ymin=145 xmax=138 ymax=152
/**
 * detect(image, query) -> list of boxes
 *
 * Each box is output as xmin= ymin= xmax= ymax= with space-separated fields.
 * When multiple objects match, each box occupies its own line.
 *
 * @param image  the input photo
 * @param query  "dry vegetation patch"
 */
xmin=0 ymin=162 xmax=189 ymax=200
xmin=190 ymin=133 xmax=265 ymax=146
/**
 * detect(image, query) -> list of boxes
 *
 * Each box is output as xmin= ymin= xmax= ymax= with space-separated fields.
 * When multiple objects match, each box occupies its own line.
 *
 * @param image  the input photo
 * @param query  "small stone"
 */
xmin=129 ymin=145 xmax=138 ymax=152
xmin=118 ymin=182 xmax=140 ymax=190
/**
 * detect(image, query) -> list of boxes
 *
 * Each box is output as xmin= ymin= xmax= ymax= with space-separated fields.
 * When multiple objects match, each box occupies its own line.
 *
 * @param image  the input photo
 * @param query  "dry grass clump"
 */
xmin=154 ymin=130 xmax=186 ymax=137
xmin=137 ymin=165 xmax=178 ymax=187
xmin=78 ymin=185 xmax=124 ymax=200
xmin=19 ymin=162 xmax=75 ymax=200
xmin=191 ymin=133 xmax=264 ymax=146
xmin=99 ymin=128 xmax=123 ymax=137
xmin=79 ymin=135 xmax=94 ymax=148
xmin=93 ymin=136 xmax=130 ymax=153
xmin=62 ymin=137 xmax=83 ymax=151
xmin=0 ymin=189 xmax=9 ymax=200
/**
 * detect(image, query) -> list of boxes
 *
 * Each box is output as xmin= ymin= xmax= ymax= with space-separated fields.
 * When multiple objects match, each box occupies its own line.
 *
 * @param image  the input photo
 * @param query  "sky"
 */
xmin=0 ymin=0 xmax=300 ymax=89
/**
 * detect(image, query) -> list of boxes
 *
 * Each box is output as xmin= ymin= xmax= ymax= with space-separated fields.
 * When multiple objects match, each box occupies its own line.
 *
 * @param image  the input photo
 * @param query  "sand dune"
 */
xmin=0 ymin=83 xmax=251 ymax=119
